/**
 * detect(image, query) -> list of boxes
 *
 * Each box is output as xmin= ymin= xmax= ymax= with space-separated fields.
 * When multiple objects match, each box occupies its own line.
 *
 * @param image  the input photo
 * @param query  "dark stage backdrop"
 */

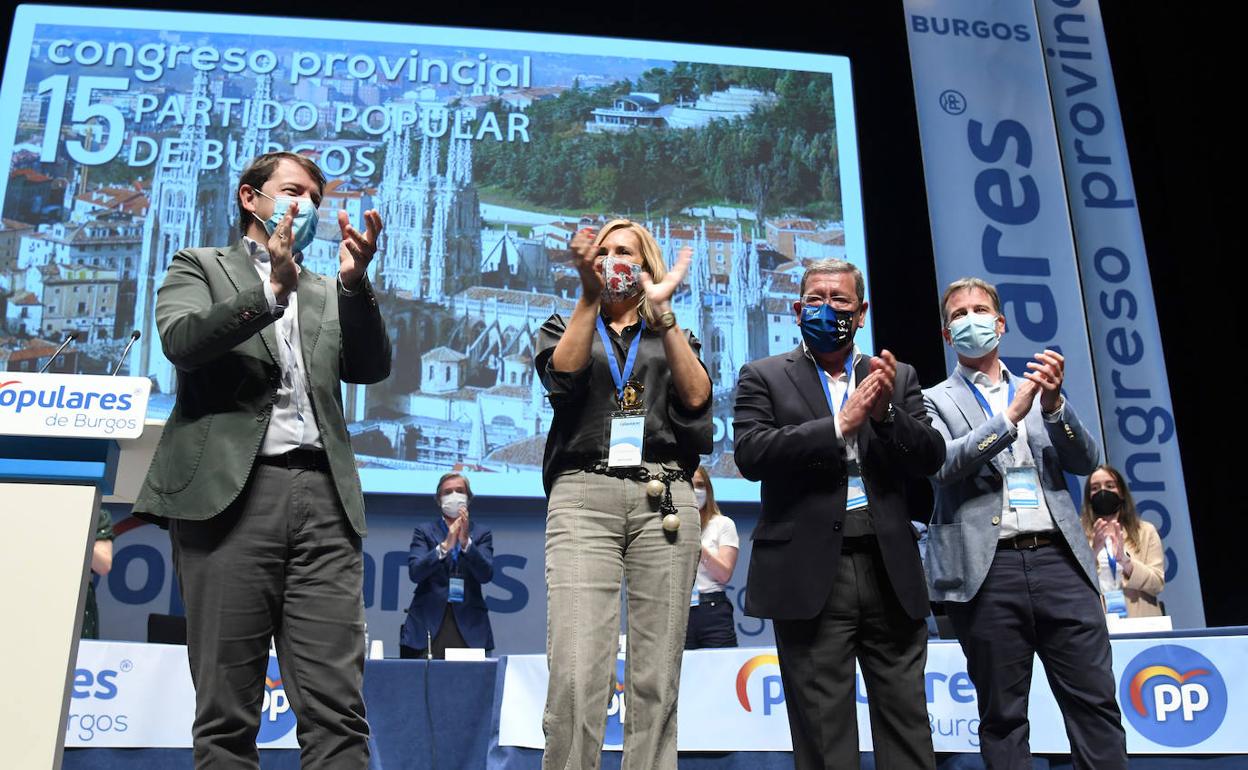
xmin=0 ymin=0 xmax=1235 ymax=626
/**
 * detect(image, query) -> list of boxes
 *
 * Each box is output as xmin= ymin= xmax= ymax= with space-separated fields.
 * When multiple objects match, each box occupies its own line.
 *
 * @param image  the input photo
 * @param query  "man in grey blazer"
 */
xmin=923 ymin=277 xmax=1126 ymax=770
xmin=134 ymin=152 xmax=391 ymax=768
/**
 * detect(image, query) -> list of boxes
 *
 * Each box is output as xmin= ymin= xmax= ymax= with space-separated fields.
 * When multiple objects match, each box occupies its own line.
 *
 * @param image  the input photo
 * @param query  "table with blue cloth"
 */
xmin=63 ymin=659 xmax=499 ymax=770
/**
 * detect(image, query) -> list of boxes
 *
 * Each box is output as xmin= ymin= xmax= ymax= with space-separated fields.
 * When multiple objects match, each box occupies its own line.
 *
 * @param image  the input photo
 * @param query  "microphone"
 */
xmin=110 ymin=330 xmax=142 ymax=376
xmin=38 ymin=331 xmax=79 ymax=373
xmin=426 ymin=630 xmax=433 ymax=661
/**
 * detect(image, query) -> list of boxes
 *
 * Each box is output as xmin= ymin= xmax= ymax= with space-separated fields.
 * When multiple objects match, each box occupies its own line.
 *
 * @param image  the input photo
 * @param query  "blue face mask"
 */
xmin=948 ymin=312 xmax=1001 ymax=358
xmin=253 ymin=189 xmax=318 ymax=254
xmin=800 ymin=303 xmax=856 ymax=353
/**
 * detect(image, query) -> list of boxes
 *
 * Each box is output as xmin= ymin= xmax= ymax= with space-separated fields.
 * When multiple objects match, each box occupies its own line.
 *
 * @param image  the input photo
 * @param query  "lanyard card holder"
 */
xmin=1005 ymin=464 xmax=1041 ymax=509
xmin=607 ymin=409 xmax=646 ymax=468
xmin=845 ymin=459 xmax=869 ymax=511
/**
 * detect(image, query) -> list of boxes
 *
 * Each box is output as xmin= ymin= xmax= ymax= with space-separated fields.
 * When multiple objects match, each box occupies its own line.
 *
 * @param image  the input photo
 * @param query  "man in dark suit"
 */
xmin=133 ymin=151 xmax=391 ymax=768
xmin=733 ymin=259 xmax=944 ymax=770
xmin=401 ymin=472 xmax=495 ymax=658
xmin=923 ymin=277 xmax=1126 ymax=769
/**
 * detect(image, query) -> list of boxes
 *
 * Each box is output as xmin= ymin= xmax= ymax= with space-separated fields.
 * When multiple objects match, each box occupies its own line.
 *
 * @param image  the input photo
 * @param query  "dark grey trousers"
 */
xmin=946 ymin=543 xmax=1128 ymax=770
xmin=171 ymin=463 xmax=369 ymax=769
xmin=773 ymin=547 xmax=935 ymax=770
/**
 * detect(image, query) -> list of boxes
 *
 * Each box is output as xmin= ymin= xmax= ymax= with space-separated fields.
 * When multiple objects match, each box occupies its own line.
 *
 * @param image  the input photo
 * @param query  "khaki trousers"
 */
xmin=542 ymin=466 xmax=700 ymax=770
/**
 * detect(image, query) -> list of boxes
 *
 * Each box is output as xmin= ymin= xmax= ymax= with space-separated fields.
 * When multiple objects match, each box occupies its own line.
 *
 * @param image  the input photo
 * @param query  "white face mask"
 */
xmin=694 ymin=487 xmax=708 ymax=510
xmin=440 ymin=492 xmax=468 ymax=519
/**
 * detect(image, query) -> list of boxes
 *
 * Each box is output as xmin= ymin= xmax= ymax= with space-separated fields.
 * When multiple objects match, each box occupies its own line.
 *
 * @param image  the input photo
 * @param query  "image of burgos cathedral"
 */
xmin=4 ymin=67 xmax=848 ymax=480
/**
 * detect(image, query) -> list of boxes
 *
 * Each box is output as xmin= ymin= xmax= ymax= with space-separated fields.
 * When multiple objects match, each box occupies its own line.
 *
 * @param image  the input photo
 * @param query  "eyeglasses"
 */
xmin=802 ymin=294 xmax=858 ymax=310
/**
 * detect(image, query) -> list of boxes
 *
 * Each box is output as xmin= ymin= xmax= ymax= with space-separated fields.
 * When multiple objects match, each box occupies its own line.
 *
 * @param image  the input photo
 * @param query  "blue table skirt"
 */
xmin=62 ymin=657 xmax=1248 ymax=769
xmin=63 ymin=659 xmax=496 ymax=770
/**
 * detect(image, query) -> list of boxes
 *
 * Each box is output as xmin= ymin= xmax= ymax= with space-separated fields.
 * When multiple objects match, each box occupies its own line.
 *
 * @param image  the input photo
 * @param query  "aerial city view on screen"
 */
xmin=1 ymin=20 xmax=854 ymax=482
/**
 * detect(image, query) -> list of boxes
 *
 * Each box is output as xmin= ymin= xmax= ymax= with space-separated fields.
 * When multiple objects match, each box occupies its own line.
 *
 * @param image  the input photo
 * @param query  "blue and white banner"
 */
xmin=902 ymin=3 xmax=1102 ymax=446
xmin=499 ymin=635 xmax=1248 ymax=753
xmin=94 ymin=502 xmax=773 ymax=657
xmin=68 ymin=640 xmax=298 ymax=748
xmin=1033 ymin=1 xmax=1203 ymax=628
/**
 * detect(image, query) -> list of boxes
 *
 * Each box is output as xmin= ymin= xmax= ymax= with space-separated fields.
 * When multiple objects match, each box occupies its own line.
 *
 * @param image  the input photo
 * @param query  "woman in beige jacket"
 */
xmin=1081 ymin=464 xmax=1165 ymax=617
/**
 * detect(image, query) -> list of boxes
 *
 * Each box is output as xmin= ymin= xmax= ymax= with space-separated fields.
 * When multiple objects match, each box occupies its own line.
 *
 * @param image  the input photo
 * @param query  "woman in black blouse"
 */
xmin=535 ymin=219 xmax=712 ymax=770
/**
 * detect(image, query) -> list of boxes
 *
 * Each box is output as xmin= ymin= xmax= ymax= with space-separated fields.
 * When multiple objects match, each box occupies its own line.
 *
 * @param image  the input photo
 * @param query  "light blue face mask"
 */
xmin=253 ymin=189 xmax=318 ymax=254
xmin=948 ymin=312 xmax=1001 ymax=358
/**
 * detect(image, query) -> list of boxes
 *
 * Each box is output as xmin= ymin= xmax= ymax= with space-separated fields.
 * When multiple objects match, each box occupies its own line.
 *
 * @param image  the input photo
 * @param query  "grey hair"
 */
xmin=798 ymin=258 xmax=865 ymax=304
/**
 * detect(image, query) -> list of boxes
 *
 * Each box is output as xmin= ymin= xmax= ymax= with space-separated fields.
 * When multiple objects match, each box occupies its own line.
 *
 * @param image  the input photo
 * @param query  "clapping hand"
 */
xmin=640 ymin=245 xmax=692 ymax=312
xmin=338 ymin=208 xmax=383 ymax=290
xmin=268 ymin=204 xmax=299 ymax=303
xmin=569 ymin=227 xmax=602 ymax=300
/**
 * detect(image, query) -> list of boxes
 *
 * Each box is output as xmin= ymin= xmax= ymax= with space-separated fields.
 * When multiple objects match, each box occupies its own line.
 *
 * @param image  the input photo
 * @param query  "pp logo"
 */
xmin=257 ymin=654 xmax=296 ymax=744
xmin=603 ymin=658 xmax=626 ymax=748
xmin=1120 ymin=645 xmax=1227 ymax=747
xmin=736 ymin=654 xmax=785 ymax=716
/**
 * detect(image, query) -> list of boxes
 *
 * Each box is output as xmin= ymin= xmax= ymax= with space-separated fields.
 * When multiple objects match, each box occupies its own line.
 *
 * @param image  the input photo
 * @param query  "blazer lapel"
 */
xmin=949 ymin=373 xmax=1007 ymax=475
xmin=783 ymin=345 xmax=832 ymax=420
xmin=216 ymin=241 xmax=278 ymax=366
xmin=297 ymin=269 xmax=327 ymax=371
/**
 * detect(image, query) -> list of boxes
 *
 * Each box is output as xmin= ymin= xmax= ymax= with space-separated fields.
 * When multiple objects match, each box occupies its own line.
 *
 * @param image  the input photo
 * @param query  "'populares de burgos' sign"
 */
xmin=0 ymin=373 xmax=151 ymax=439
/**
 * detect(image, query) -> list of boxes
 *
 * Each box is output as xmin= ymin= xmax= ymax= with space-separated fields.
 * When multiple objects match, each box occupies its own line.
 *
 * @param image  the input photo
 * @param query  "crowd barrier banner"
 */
xmin=498 ymin=636 xmax=1247 ymax=753
xmin=1033 ymin=0 xmax=1204 ymax=628
xmin=901 ymin=2 xmax=1103 ymax=486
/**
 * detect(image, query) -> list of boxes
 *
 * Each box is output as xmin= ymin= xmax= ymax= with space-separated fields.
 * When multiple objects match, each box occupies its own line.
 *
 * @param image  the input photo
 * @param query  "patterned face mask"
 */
xmin=600 ymin=256 xmax=644 ymax=302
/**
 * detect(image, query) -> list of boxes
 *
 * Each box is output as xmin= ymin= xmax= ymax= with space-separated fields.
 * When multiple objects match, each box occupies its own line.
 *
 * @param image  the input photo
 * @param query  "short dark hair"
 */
xmin=434 ymin=472 xmax=474 ymax=505
xmin=236 ymin=151 xmax=326 ymax=236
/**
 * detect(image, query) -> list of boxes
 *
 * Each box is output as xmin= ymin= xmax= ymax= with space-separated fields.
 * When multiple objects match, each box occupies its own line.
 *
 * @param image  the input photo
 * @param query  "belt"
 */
xmin=695 ymin=590 xmax=727 ymax=604
xmin=840 ymin=535 xmax=878 ymax=555
xmin=257 ymin=449 xmax=330 ymax=471
xmin=579 ymin=462 xmax=690 ymax=518
xmin=997 ymin=532 xmax=1056 ymax=551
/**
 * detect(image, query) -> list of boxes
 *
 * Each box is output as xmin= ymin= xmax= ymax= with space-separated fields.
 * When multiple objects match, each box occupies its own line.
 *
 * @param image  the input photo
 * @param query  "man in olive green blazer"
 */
xmin=134 ymin=152 xmax=390 ymax=769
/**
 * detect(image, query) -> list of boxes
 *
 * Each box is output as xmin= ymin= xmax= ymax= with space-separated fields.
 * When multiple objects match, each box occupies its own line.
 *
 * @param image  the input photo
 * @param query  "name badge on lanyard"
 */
xmin=598 ymin=317 xmax=647 ymax=468
xmin=816 ymin=354 xmax=868 ymax=510
xmin=448 ymin=576 xmax=466 ymax=603
xmin=962 ymin=374 xmax=1039 ymax=508
xmin=1103 ymin=544 xmax=1127 ymax=617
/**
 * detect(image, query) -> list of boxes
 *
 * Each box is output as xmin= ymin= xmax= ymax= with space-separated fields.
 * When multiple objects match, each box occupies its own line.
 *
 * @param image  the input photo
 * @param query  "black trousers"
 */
xmin=945 ymin=542 xmax=1128 ymax=770
xmin=773 ymin=547 xmax=934 ymax=770
xmin=400 ymin=604 xmax=469 ymax=659
xmin=685 ymin=591 xmax=738 ymax=649
xmin=171 ymin=464 xmax=370 ymax=769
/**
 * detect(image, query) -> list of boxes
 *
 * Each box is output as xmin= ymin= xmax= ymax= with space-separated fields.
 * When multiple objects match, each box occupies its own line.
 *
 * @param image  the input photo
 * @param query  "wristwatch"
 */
xmin=657 ymin=310 xmax=677 ymax=330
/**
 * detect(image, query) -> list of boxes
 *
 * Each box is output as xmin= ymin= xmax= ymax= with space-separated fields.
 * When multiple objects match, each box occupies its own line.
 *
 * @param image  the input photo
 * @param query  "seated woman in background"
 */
xmin=686 ymin=466 xmax=739 ymax=649
xmin=1081 ymin=464 xmax=1165 ymax=617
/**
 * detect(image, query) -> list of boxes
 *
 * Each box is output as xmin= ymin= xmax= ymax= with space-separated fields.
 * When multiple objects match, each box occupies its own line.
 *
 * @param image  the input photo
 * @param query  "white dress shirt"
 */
xmin=244 ymin=237 xmax=322 ymax=454
xmin=804 ymin=343 xmax=862 ymax=463
xmin=956 ymin=362 xmax=1060 ymax=538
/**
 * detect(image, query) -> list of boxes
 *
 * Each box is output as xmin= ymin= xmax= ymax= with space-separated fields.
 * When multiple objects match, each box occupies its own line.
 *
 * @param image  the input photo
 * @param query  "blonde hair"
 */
xmin=593 ymin=219 xmax=668 ymax=328
xmin=694 ymin=466 xmax=722 ymax=529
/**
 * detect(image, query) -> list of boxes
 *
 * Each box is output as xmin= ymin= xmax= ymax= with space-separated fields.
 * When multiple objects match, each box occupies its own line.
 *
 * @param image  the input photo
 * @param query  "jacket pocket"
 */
xmin=146 ymin=414 xmax=213 ymax=494
xmin=926 ymin=521 xmax=966 ymax=592
xmin=751 ymin=520 xmax=794 ymax=543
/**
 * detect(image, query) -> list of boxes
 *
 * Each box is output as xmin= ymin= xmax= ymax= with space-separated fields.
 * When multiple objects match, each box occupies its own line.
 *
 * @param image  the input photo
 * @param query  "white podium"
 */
xmin=0 ymin=372 xmax=152 ymax=770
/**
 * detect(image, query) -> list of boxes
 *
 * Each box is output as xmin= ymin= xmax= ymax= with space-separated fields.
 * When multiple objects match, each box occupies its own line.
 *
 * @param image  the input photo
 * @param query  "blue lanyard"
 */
xmin=595 ymin=316 xmax=645 ymax=401
xmin=438 ymin=519 xmax=461 ymax=567
xmin=814 ymin=353 xmax=857 ymax=416
xmin=961 ymin=374 xmax=1014 ymax=418
xmin=1105 ymin=542 xmax=1117 ymax=581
